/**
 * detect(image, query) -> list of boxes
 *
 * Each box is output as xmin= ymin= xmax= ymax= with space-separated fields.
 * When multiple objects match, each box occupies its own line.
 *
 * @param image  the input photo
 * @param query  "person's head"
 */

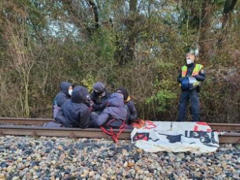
xmin=116 ymin=87 xmax=128 ymax=101
xmin=60 ymin=81 xmax=72 ymax=96
xmin=186 ymin=52 xmax=195 ymax=65
xmin=93 ymin=82 xmax=106 ymax=97
xmin=71 ymin=86 xmax=89 ymax=104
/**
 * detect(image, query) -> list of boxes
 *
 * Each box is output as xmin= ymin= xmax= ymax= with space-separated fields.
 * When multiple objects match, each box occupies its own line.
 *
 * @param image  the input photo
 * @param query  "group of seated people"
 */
xmin=52 ymin=81 xmax=138 ymax=129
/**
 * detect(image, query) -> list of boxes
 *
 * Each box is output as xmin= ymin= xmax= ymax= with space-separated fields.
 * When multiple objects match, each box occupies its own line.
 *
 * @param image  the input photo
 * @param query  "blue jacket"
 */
xmin=53 ymin=82 xmax=72 ymax=118
xmin=54 ymin=82 xmax=72 ymax=107
xmin=96 ymin=93 xmax=127 ymax=126
xmin=55 ymin=86 xmax=91 ymax=128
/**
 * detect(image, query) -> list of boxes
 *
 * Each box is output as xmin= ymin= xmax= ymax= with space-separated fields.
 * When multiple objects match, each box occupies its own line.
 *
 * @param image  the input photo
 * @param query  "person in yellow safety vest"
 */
xmin=177 ymin=52 xmax=205 ymax=122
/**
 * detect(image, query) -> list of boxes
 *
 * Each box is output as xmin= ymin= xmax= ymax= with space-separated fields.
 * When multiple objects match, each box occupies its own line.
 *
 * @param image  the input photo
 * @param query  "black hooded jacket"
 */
xmin=55 ymin=86 xmax=91 ymax=128
xmin=90 ymin=90 xmax=110 ymax=112
xmin=126 ymin=100 xmax=137 ymax=124
xmin=54 ymin=82 xmax=72 ymax=107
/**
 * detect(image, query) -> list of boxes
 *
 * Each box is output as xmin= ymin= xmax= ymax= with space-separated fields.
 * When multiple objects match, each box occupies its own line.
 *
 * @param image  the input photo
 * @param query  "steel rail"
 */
xmin=0 ymin=117 xmax=240 ymax=132
xmin=0 ymin=125 xmax=130 ymax=140
xmin=219 ymin=133 xmax=240 ymax=144
xmin=0 ymin=125 xmax=239 ymax=144
xmin=0 ymin=117 xmax=51 ymax=126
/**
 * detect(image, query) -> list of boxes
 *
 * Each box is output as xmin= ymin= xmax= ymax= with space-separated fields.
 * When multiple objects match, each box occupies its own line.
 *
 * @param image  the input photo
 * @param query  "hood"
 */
xmin=107 ymin=93 xmax=124 ymax=107
xmin=60 ymin=82 xmax=72 ymax=95
xmin=71 ymin=86 xmax=89 ymax=103
xmin=93 ymin=82 xmax=105 ymax=93
xmin=116 ymin=87 xmax=128 ymax=101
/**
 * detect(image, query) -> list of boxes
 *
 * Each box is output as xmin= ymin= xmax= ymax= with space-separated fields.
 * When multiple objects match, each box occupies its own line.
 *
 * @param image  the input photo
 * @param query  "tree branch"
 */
xmin=86 ymin=0 xmax=99 ymax=30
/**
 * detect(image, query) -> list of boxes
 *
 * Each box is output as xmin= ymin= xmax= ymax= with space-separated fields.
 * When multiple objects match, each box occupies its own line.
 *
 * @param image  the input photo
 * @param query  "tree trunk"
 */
xmin=199 ymin=0 xmax=213 ymax=61
xmin=217 ymin=0 xmax=238 ymax=47
xmin=127 ymin=0 xmax=137 ymax=62
xmin=87 ymin=0 xmax=99 ymax=30
xmin=115 ymin=0 xmax=138 ymax=65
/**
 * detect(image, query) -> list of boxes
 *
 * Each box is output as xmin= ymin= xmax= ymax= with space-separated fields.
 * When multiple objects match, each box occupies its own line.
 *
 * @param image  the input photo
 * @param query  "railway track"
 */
xmin=0 ymin=117 xmax=52 ymax=126
xmin=0 ymin=117 xmax=239 ymax=144
xmin=0 ymin=117 xmax=240 ymax=131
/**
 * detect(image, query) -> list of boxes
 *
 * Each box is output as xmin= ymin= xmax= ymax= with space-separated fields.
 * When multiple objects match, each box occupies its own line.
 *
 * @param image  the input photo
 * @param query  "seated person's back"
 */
xmin=93 ymin=92 xmax=127 ymax=127
xmin=55 ymin=86 xmax=91 ymax=128
xmin=53 ymin=81 xmax=72 ymax=118
xmin=117 ymin=87 xmax=138 ymax=124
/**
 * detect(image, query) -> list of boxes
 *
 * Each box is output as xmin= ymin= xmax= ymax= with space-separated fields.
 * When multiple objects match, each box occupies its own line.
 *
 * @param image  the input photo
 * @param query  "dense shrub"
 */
xmin=0 ymin=0 xmax=239 ymax=122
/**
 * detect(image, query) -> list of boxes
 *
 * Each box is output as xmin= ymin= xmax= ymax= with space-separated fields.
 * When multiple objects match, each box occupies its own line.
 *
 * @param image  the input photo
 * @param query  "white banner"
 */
xmin=131 ymin=121 xmax=219 ymax=153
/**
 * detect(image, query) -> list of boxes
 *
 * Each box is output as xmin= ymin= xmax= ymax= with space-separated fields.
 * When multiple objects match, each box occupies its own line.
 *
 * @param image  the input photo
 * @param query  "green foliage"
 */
xmin=92 ymin=28 xmax=116 ymax=62
xmin=81 ymin=74 xmax=96 ymax=91
xmin=0 ymin=0 xmax=239 ymax=122
xmin=146 ymin=89 xmax=177 ymax=113
xmin=146 ymin=76 xmax=177 ymax=113
xmin=212 ymin=0 xmax=226 ymax=5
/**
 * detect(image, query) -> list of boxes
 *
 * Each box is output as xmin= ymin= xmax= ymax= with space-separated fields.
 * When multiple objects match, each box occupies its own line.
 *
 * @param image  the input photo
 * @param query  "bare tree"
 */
xmin=3 ymin=20 xmax=34 ymax=117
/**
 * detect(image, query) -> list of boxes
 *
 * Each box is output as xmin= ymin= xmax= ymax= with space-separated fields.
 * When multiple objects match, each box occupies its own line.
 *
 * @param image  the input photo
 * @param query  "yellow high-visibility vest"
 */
xmin=181 ymin=64 xmax=203 ymax=77
xmin=181 ymin=64 xmax=203 ymax=88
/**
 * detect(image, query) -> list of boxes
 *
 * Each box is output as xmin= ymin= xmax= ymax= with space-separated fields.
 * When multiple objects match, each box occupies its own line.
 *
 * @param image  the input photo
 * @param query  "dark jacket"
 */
xmin=90 ymin=90 xmax=110 ymax=112
xmin=96 ymin=93 xmax=127 ymax=126
xmin=53 ymin=82 xmax=72 ymax=118
xmin=55 ymin=86 xmax=91 ymax=128
xmin=116 ymin=88 xmax=138 ymax=124
xmin=177 ymin=63 xmax=205 ymax=92
xmin=125 ymin=99 xmax=138 ymax=124
xmin=54 ymin=82 xmax=72 ymax=107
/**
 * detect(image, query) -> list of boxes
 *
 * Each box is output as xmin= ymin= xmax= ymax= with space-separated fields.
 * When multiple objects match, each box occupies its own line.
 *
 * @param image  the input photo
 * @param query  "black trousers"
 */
xmin=177 ymin=90 xmax=200 ymax=121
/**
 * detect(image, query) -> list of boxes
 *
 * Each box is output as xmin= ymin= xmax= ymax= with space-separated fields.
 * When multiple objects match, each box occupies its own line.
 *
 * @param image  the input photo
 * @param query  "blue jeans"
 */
xmin=177 ymin=90 xmax=200 ymax=121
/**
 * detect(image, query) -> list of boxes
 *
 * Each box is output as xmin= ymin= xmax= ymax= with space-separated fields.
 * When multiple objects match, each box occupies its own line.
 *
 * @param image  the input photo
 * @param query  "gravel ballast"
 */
xmin=0 ymin=136 xmax=240 ymax=180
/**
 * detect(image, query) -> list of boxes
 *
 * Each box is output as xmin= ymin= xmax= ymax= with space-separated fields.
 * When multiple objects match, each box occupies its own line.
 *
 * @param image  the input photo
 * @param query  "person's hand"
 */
xmin=191 ymin=76 xmax=197 ymax=81
xmin=188 ymin=76 xmax=197 ymax=84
